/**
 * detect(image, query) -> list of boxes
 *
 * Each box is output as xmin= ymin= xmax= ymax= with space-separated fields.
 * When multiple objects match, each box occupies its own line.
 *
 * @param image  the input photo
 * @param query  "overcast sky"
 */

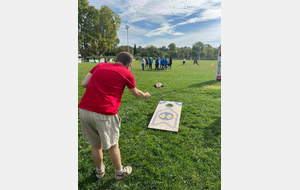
xmin=89 ymin=0 xmax=221 ymax=48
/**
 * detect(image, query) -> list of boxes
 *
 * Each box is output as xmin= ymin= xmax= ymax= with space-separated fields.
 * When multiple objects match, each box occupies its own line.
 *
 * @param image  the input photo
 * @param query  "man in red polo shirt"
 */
xmin=79 ymin=52 xmax=151 ymax=180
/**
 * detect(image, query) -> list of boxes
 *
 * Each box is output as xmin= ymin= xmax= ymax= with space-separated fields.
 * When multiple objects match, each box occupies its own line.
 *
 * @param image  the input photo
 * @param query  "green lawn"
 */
xmin=78 ymin=60 xmax=221 ymax=190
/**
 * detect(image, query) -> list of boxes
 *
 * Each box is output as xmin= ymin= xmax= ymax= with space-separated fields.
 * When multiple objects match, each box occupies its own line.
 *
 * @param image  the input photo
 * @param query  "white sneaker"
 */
xmin=96 ymin=165 xmax=105 ymax=179
xmin=115 ymin=166 xmax=132 ymax=180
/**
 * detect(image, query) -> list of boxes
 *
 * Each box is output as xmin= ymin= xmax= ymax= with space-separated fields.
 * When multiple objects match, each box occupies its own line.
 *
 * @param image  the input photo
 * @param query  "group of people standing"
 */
xmin=141 ymin=57 xmax=173 ymax=71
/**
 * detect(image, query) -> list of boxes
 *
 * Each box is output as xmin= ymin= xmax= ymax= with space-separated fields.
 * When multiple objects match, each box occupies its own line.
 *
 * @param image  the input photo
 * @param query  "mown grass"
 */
xmin=78 ymin=59 xmax=221 ymax=190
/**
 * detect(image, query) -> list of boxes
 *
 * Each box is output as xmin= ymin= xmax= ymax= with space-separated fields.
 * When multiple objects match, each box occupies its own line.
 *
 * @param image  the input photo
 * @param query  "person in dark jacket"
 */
xmin=169 ymin=57 xmax=172 ymax=69
xmin=145 ymin=58 xmax=149 ymax=67
xmin=193 ymin=59 xmax=198 ymax=65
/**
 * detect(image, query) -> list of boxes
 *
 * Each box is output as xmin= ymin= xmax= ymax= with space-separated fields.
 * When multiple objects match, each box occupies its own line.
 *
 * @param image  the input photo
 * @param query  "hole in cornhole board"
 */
xmin=148 ymin=101 xmax=183 ymax=132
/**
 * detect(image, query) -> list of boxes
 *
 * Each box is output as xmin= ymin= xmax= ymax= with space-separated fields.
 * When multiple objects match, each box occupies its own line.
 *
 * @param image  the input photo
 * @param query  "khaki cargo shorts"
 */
xmin=79 ymin=109 xmax=121 ymax=150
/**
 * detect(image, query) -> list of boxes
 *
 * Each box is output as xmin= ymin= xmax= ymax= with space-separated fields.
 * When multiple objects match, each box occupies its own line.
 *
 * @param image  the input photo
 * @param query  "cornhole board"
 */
xmin=148 ymin=101 xmax=183 ymax=132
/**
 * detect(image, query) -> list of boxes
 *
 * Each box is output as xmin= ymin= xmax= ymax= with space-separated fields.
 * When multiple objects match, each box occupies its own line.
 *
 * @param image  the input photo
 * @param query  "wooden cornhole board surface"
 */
xmin=148 ymin=101 xmax=183 ymax=132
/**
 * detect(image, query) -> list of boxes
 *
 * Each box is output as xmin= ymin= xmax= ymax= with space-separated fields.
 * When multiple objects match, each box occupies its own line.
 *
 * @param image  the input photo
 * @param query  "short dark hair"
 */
xmin=116 ymin=52 xmax=133 ymax=66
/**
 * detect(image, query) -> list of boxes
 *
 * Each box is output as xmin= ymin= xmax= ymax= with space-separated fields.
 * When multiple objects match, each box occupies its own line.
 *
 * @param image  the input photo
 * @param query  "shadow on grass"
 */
xmin=147 ymin=127 xmax=180 ymax=134
xmin=79 ymin=172 xmax=123 ymax=190
xmin=78 ymin=173 xmax=98 ymax=190
xmin=98 ymin=177 xmax=120 ymax=190
xmin=202 ymin=117 xmax=221 ymax=148
xmin=188 ymin=80 xmax=218 ymax=88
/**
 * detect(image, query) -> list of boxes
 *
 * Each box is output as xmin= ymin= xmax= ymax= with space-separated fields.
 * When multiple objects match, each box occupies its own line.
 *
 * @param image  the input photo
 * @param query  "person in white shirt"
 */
xmin=183 ymin=58 xmax=186 ymax=65
xmin=141 ymin=58 xmax=145 ymax=70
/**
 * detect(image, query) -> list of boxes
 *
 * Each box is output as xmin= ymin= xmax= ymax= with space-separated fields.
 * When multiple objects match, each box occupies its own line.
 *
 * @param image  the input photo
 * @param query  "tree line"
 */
xmin=114 ymin=42 xmax=221 ymax=60
xmin=78 ymin=0 xmax=221 ymax=60
xmin=131 ymin=42 xmax=221 ymax=60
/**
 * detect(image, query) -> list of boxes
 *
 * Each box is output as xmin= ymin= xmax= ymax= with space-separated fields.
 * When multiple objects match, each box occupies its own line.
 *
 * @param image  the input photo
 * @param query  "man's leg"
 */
xmin=109 ymin=142 xmax=132 ymax=180
xmin=92 ymin=142 xmax=103 ymax=169
xmin=108 ymin=143 xmax=122 ymax=170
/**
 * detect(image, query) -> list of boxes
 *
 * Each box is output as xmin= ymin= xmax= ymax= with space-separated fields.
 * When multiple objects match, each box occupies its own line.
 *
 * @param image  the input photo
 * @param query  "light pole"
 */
xmin=125 ymin=25 xmax=130 ymax=52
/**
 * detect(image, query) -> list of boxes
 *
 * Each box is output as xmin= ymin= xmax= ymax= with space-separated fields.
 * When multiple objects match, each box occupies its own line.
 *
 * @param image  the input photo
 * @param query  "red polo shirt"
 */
xmin=78 ymin=63 xmax=136 ymax=115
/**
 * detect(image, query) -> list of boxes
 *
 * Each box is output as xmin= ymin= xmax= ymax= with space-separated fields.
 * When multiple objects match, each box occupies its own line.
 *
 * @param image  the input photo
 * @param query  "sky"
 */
xmin=89 ymin=0 xmax=221 ymax=48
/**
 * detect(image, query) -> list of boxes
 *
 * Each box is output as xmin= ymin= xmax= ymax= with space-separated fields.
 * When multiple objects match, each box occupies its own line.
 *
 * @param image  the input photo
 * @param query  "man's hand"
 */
xmin=143 ymin=92 xmax=151 ymax=100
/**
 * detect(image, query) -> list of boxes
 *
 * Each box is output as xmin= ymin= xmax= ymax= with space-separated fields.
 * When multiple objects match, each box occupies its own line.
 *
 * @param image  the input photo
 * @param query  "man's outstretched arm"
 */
xmin=128 ymin=88 xmax=151 ymax=100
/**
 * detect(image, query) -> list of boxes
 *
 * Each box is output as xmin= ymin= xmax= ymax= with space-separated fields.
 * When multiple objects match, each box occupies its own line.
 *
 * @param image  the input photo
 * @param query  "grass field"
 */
xmin=78 ymin=60 xmax=221 ymax=190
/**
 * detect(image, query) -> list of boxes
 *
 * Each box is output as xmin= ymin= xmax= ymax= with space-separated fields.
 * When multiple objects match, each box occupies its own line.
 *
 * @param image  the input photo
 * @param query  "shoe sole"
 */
xmin=115 ymin=175 xmax=129 ymax=180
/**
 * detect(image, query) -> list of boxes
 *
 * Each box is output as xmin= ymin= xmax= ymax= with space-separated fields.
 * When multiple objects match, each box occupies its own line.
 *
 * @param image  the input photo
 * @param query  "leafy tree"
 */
xmin=159 ymin=46 xmax=168 ymax=52
xmin=169 ymin=51 xmax=178 ymax=59
xmin=97 ymin=5 xmax=121 ymax=55
xmin=191 ymin=50 xmax=199 ymax=59
xmin=141 ymin=51 xmax=150 ymax=57
xmin=78 ymin=0 xmax=89 ymax=36
xmin=137 ymin=46 xmax=142 ymax=55
xmin=168 ymin=43 xmax=177 ymax=52
xmin=78 ymin=1 xmax=99 ymax=57
xmin=78 ymin=2 xmax=121 ymax=57
xmin=157 ymin=50 xmax=164 ymax=58
xmin=186 ymin=47 xmax=192 ymax=58
xmin=133 ymin=44 xmax=137 ymax=56
xmin=192 ymin=41 xmax=204 ymax=59
xmin=118 ymin=46 xmax=127 ymax=53
xmin=145 ymin=45 xmax=159 ymax=57
xmin=205 ymin=45 xmax=214 ymax=59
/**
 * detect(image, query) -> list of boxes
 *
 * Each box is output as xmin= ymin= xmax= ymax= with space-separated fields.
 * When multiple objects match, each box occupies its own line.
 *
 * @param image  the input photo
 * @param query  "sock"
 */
xmin=96 ymin=164 xmax=104 ymax=173
xmin=115 ymin=167 xmax=123 ymax=175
